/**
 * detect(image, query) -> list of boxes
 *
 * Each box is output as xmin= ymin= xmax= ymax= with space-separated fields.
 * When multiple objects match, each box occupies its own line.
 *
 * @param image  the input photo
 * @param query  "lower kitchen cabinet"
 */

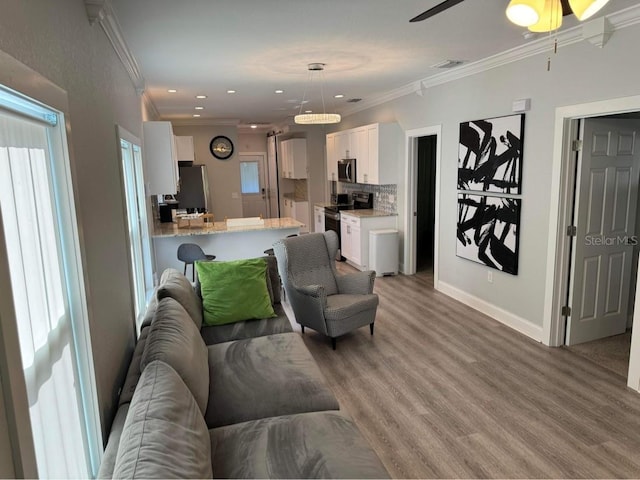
xmin=283 ymin=198 xmax=309 ymax=233
xmin=314 ymin=205 xmax=325 ymax=233
xmin=339 ymin=212 xmax=396 ymax=270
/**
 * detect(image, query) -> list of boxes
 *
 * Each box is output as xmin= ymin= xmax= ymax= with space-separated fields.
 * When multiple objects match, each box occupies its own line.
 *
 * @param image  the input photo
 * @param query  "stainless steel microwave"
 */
xmin=337 ymin=158 xmax=356 ymax=183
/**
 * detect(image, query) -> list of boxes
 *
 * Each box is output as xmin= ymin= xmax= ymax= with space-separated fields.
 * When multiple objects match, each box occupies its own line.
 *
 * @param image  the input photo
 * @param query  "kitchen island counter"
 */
xmin=152 ymin=217 xmax=303 ymax=274
xmin=152 ymin=217 xmax=303 ymax=238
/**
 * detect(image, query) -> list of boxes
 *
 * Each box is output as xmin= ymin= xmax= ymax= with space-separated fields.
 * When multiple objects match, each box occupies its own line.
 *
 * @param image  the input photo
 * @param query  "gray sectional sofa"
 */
xmin=98 ymin=256 xmax=388 ymax=479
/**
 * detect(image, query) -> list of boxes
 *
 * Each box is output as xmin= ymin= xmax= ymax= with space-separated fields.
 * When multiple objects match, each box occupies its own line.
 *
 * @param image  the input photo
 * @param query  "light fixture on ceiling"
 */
xmin=195 ymin=95 xmax=207 ymax=99
xmin=275 ymin=89 xmax=284 ymax=94
xmin=506 ymin=0 xmax=610 ymax=32
xmin=294 ymin=63 xmax=341 ymax=125
xmin=167 ymin=89 xmax=177 ymax=93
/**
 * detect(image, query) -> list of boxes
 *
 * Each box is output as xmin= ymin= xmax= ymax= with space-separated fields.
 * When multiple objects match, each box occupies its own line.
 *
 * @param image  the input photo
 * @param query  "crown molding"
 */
xmin=342 ymin=4 xmax=640 ymax=118
xmin=85 ymin=0 xmax=145 ymax=95
xmin=170 ymin=118 xmax=241 ymax=127
xmin=142 ymin=92 xmax=160 ymax=120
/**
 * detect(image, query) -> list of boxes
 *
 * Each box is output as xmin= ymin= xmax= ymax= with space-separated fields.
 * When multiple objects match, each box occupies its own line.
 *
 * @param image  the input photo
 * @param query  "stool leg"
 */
xmin=184 ymin=263 xmax=187 ymax=276
xmin=192 ymin=264 xmax=195 ymax=282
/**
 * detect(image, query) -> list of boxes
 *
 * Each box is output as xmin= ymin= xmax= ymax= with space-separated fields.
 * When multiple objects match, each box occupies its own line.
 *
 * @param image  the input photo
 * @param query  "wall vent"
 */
xmin=347 ymin=98 xmax=362 ymax=103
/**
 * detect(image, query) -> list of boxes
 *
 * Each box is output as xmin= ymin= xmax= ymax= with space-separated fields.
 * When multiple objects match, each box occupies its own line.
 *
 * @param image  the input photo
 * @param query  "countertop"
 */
xmin=152 ymin=217 xmax=304 ymax=238
xmin=339 ymin=209 xmax=397 ymax=218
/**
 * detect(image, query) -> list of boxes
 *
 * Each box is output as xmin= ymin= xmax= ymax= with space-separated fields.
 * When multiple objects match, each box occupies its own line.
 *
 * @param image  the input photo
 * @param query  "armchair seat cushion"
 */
xmin=324 ymin=294 xmax=379 ymax=321
xmin=204 ymin=333 xmax=339 ymax=428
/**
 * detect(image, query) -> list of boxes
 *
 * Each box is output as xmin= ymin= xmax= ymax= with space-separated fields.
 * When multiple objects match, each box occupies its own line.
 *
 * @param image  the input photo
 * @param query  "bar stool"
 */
xmin=177 ymin=243 xmax=215 ymax=281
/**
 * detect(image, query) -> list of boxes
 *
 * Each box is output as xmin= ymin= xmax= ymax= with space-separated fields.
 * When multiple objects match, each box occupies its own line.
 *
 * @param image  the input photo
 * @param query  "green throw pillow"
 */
xmin=196 ymin=258 xmax=276 ymax=326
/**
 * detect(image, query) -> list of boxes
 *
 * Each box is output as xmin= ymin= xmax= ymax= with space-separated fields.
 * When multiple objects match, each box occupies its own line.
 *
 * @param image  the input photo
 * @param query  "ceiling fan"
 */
xmin=409 ymin=0 xmax=580 ymax=24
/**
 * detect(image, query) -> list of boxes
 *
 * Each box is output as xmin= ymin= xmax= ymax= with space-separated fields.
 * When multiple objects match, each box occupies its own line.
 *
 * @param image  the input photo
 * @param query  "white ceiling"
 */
xmin=110 ymin=0 xmax=638 ymax=127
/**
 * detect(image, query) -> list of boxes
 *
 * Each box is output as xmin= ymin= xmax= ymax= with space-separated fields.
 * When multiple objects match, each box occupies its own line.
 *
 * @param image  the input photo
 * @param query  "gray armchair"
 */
xmin=273 ymin=231 xmax=379 ymax=349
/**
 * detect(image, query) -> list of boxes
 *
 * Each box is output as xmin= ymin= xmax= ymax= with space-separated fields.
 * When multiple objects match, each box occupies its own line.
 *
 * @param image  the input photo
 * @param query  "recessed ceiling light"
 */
xmin=275 ymin=89 xmax=284 ymax=94
xmin=250 ymin=125 xmax=257 ymax=129
xmin=195 ymin=95 xmax=207 ymax=99
xmin=334 ymin=94 xmax=344 ymax=98
xmin=195 ymin=106 xmax=204 ymax=110
xmin=305 ymin=110 xmax=312 ymax=113
xmin=193 ymin=114 xmax=201 ymax=117
xmin=227 ymin=89 xmax=236 ymax=94
xmin=167 ymin=89 xmax=177 ymax=93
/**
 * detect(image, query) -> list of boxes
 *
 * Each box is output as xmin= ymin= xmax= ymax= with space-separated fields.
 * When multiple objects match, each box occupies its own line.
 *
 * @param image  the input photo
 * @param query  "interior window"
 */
xmin=119 ymin=127 xmax=153 ymax=326
xmin=0 ymin=86 xmax=100 ymax=477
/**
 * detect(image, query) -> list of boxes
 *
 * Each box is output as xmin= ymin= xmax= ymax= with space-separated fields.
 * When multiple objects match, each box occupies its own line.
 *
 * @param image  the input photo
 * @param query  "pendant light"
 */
xmin=505 ymin=0 xmax=545 ymax=27
xmin=294 ymin=63 xmax=341 ymax=125
xmin=568 ymin=0 xmax=611 ymax=20
xmin=528 ymin=0 xmax=562 ymax=32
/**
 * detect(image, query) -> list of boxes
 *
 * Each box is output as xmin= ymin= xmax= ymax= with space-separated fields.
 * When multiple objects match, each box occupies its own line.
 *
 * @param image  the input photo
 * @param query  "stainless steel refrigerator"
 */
xmin=175 ymin=165 xmax=211 ymax=212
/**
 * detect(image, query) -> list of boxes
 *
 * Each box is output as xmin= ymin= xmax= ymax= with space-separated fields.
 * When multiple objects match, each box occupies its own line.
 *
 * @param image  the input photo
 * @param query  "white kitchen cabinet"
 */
xmin=339 ymin=212 xmax=397 ymax=270
xmin=143 ymin=121 xmax=179 ymax=195
xmin=282 ymin=198 xmax=309 ymax=233
xmin=314 ymin=205 xmax=325 ymax=233
xmin=326 ymin=134 xmax=338 ymax=182
xmin=359 ymin=123 xmax=402 ymax=185
xmin=280 ymin=138 xmax=308 ymax=179
xmin=174 ymin=135 xmax=195 ymax=162
xmin=334 ymin=131 xmax=350 ymax=159
xmin=292 ymin=200 xmax=309 ymax=233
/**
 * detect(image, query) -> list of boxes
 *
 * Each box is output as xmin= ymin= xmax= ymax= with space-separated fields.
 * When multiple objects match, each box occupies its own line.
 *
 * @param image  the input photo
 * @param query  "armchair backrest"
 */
xmin=274 ymin=232 xmax=339 ymax=295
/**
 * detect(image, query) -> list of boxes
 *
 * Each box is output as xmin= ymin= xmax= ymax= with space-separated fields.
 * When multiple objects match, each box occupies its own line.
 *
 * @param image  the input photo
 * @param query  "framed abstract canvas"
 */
xmin=458 ymin=113 xmax=525 ymax=194
xmin=456 ymin=193 xmax=521 ymax=275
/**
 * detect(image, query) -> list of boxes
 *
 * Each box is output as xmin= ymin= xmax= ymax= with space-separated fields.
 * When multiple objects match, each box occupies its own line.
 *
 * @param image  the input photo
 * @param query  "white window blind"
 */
xmin=0 ymin=100 xmax=98 ymax=477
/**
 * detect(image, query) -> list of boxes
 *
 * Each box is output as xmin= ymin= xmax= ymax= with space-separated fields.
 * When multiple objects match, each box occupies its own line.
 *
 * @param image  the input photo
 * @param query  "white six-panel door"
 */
xmin=568 ymin=118 xmax=640 ymax=345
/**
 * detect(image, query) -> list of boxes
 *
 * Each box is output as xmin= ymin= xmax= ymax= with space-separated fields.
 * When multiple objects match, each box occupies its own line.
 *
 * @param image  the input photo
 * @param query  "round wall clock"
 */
xmin=209 ymin=135 xmax=234 ymax=160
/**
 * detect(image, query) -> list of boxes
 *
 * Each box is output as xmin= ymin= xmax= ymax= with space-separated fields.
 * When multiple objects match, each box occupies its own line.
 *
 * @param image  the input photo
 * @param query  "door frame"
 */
xmin=239 ymin=152 xmax=269 ymax=217
xmin=544 ymin=94 xmax=640 ymax=392
xmin=404 ymin=125 xmax=442 ymax=285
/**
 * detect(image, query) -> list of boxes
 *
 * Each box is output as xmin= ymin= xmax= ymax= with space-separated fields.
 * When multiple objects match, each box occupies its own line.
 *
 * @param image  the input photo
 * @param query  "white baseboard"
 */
xmin=437 ymin=281 xmax=544 ymax=343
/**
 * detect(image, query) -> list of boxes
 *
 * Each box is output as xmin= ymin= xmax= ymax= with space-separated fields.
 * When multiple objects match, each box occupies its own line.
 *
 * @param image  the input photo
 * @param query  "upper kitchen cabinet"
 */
xmin=360 ymin=123 xmax=402 ymax=185
xmin=143 ymin=121 xmax=179 ymax=195
xmin=280 ymin=138 xmax=308 ymax=179
xmin=174 ymin=135 xmax=195 ymax=162
xmin=326 ymin=134 xmax=337 ymax=182
xmin=326 ymin=123 xmax=402 ymax=185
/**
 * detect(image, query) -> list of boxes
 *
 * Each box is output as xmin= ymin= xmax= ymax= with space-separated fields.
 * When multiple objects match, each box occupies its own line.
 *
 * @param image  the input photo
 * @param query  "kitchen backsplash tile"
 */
xmin=341 ymin=183 xmax=397 ymax=213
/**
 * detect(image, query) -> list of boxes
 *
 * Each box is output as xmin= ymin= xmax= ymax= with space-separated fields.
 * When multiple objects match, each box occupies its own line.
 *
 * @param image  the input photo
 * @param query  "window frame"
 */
xmin=0 ymin=55 xmax=102 ymax=477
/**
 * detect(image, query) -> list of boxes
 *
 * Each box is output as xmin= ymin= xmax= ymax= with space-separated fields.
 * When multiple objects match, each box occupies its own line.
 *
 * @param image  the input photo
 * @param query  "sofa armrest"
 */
xmin=336 ymin=270 xmax=375 ymax=294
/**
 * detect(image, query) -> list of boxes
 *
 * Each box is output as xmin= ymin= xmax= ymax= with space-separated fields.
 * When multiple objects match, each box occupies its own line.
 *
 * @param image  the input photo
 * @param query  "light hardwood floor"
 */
xmin=290 ymin=266 xmax=640 ymax=478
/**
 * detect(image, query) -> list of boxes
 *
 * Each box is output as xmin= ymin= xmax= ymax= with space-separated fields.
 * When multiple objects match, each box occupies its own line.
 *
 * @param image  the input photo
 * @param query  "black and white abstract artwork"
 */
xmin=458 ymin=113 xmax=524 ymax=194
xmin=456 ymin=194 xmax=521 ymax=275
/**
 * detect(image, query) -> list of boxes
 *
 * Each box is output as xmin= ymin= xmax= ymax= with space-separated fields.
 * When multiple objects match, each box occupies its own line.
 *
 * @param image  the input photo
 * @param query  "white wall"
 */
xmin=238 ymin=132 xmax=267 ymax=153
xmin=172 ymin=124 xmax=242 ymax=219
xmin=339 ymin=24 xmax=640 ymax=332
xmin=0 ymin=0 xmax=145 ymax=446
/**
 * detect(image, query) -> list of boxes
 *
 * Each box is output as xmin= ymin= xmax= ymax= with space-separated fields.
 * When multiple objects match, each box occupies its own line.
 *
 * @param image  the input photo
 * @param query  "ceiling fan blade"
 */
xmin=560 ymin=0 xmax=573 ymax=16
xmin=410 ymin=0 xmax=465 ymax=23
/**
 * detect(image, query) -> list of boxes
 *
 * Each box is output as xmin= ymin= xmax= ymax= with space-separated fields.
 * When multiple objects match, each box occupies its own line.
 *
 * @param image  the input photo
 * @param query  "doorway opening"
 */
xmin=416 ymin=135 xmax=437 ymax=273
xmin=404 ymin=125 xmax=441 ymax=283
xmin=562 ymin=114 xmax=640 ymax=379
xmin=239 ymin=153 xmax=268 ymax=218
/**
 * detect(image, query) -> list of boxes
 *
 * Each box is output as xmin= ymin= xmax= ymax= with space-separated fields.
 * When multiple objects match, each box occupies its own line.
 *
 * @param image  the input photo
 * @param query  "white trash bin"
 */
xmin=369 ymin=229 xmax=399 ymax=277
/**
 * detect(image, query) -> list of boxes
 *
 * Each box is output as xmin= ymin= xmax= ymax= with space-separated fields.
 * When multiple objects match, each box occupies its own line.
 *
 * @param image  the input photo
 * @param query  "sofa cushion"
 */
xmin=158 ymin=268 xmax=203 ymax=329
xmin=97 ymin=403 xmax=129 ymax=479
xmin=263 ymin=255 xmax=281 ymax=304
xmin=113 ymin=361 xmax=212 ymax=479
xmin=196 ymin=258 xmax=276 ymax=326
xmin=141 ymin=297 xmax=209 ymax=415
xmin=140 ymin=293 xmax=158 ymax=330
xmin=204 ymin=332 xmax=339 ymax=428
xmin=118 ymin=326 xmax=150 ymax=407
xmin=209 ymin=411 xmax=389 ymax=479
xmin=200 ymin=303 xmax=293 ymax=345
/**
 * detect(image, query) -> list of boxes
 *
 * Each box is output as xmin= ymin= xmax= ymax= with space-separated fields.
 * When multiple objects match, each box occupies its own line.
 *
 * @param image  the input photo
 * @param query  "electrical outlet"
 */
xmin=487 ymin=271 xmax=493 ymax=283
